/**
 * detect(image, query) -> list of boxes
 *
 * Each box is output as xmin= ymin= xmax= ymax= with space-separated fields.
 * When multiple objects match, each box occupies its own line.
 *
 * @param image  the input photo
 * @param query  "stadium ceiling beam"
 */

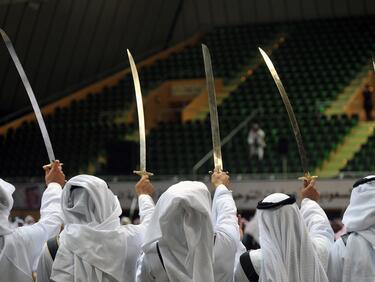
xmin=0 ymin=0 xmax=47 ymax=7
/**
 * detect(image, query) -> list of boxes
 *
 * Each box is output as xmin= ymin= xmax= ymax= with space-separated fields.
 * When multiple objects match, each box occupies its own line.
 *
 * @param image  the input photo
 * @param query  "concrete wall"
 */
xmin=11 ymin=178 xmax=355 ymax=212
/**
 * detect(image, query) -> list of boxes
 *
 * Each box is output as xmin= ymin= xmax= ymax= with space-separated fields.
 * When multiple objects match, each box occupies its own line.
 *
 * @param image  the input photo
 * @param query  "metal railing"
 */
xmin=192 ymin=110 xmax=260 ymax=174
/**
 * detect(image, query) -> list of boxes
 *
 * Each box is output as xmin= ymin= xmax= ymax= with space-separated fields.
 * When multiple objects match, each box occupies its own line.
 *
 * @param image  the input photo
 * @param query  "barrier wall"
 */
xmin=10 ymin=178 xmax=355 ymax=212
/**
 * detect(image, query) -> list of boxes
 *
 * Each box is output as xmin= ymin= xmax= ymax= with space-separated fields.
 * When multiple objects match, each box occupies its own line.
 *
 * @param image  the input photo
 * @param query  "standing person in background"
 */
xmin=247 ymin=124 xmax=266 ymax=161
xmin=363 ymin=84 xmax=374 ymax=121
xmin=0 ymin=160 xmax=64 ymax=282
xmin=24 ymin=215 xmax=36 ymax=226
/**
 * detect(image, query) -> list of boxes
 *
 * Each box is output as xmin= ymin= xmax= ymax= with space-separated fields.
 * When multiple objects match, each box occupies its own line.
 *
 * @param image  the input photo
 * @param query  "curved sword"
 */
xmin=127 ymin=49 xmax=153 ymax=177
xmin=0 ymin=29 xmax=55 ymax=164
xmin=259 ymin=47 xmax=316 ymax=181
xmin=202 ymin=44 xmax=224 ymax=173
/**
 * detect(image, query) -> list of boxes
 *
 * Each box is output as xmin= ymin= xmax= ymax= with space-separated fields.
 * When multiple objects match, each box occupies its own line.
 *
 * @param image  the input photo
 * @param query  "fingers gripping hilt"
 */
xmin=134 ymin=170 xmax=154 ymax=177
xmin=42 ymin=161 xmax=64 ymax=170
xmin=209 ymin=168 xmax=229 ymax=175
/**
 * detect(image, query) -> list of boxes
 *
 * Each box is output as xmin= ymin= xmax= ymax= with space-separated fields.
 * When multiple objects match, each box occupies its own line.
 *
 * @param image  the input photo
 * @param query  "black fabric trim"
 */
xmin=240 ymin=251 xmax=259 ymax=281
xmin=353 ymin=177 xmax=375 ymax=188
xmin=47 ymin=236 xmax=59 ymax=261
xmin=341 ymin=232 xmax=353 ymax=246
xmin=256 ymin=195 xmax=296 ymax=210
xmin=156 ymin=242 xmax=166 ymax=271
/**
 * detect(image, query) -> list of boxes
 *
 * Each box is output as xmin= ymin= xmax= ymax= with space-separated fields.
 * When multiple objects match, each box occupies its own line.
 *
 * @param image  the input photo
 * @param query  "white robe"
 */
xmin=136 ymin=181 xmax=215 ymax=282
xmin=234 ymin=197 xmax=333 ymax=282
xmin=212 ymin=184 xmax=245 ymax=282
xmin=36 ymin=194 xmax=154 ymax=282
xmin=50 ymin=175 xmax=155 ymax=282
xmin=0 ymin=180 xmax=63 ymax=282
xmin=136 ymin=183 xmax=243 ymax=282
xmin=327 ymin=176 xmax=375 ymax=282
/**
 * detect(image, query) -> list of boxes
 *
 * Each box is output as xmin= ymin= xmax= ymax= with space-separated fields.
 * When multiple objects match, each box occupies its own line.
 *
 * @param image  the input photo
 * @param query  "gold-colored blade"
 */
xmin=259 ymin=47 xmax=312 ymax=178
xmin=127 ymin=50 xmax=152 ymax=176
xmin=202 ymin=44 xmax=223 ymax=172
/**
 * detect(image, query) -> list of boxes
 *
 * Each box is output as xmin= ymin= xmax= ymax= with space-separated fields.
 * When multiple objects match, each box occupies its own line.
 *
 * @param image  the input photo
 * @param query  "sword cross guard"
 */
xmin=134 ymin=170 xmax=154 ymax=177
xmin=298 ymin=172 xmax=318 ymax=182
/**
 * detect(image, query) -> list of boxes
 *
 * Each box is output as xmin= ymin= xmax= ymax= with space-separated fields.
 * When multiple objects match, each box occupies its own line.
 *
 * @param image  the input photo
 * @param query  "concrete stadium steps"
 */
xmin=314 ymin=121 xmax=375 ymax=177
xmin=325 ymin=64 xmax=370 ymax=116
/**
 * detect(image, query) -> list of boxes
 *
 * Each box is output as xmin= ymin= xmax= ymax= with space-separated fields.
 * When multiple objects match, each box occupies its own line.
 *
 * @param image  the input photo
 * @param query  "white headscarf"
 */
xmin=343 ymin=175 xmax=375 ymax=245
xmin=257 ymin=193 xmax=328 ymax=282
xmin=51 ymin=175 xmax=126 ymax=281
xmin=336 ymin=176 xmax=375 ymax=282
xmin=142 ymin=181 xmax=214 ymax=282
xmin=0 ymin=178 xmax=15 ymax=236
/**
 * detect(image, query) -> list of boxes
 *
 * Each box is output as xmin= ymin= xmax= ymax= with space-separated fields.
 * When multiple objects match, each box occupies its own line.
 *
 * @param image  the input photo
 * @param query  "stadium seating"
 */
xmin=0 ymin=16 xmax=374 ymax=177
xmin=342 ymin=132 xmax=375 ymax=172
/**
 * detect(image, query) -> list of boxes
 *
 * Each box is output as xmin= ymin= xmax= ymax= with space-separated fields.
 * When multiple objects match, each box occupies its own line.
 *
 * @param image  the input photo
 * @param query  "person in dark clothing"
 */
xmin=363 ymin=84 xmax=374 ymax=121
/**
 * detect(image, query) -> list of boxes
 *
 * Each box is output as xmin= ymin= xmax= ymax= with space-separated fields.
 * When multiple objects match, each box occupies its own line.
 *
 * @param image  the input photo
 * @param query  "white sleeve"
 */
xmin=300 ymin=198 xmax=334 ymax=270
xmin=138 ymin=194 xmax=155 ymax=226
xmin=212 ymin=185 xmax=240 ymax=281
xmin=123 ymin=194 xmax=155 ymax=269
xmin=36 ymin=244 xmax=53 ymax=282
xmin=136 ymin=253 xmax=154 ymax=282
xmin=327 ymin=238 xmax=346 ymax=282
xmin=17 ymin=182 xmax=63 ymax=266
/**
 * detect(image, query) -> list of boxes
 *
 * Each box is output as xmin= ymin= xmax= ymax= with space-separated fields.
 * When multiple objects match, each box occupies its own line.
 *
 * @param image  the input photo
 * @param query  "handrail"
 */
xmin=192 ymin=109 xmax=260 ymax=174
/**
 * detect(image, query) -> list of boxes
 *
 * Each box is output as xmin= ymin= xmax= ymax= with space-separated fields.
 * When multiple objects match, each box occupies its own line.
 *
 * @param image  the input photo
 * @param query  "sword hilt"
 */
xmin=42 ymin=162 xmax=64 ymax=170
xmin=298 ymin=172 xmax=318 ymax=182
xmin=209 ymin=168 xmax=229 ymax=175
xmin=134 ymin=170 xmax=154 ymax=177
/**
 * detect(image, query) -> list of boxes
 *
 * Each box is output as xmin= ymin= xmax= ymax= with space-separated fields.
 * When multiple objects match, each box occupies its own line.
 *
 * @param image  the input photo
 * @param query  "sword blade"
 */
xmin=202 ymin=44 xmax=223 ymax=172
xmin=127 ymin=49 xmax=148 ymax=174
xmin=0 ymin=29 xmax=55 ymax=163
xmin=259 ymin=47 xmax=309 ymax=174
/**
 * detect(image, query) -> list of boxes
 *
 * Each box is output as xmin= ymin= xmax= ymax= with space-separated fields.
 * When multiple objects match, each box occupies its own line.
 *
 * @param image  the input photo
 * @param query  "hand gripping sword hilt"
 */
xmin=298 ymin=171 xmax=318 ymax=182
xmin=42 ymin=161 xmax=64 ymax=170
xmin=134 ymin=170 xmax=154 ymax=177
xmin=209 ymin=168 xmax=229 ymax=175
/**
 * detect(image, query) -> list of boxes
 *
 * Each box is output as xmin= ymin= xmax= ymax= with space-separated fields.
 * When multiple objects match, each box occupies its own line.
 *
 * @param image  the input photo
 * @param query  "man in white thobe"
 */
xmin=247 ymin=124 xmax=266 ymax=161
xmin=0 ymin=160 xmax=64 ymax=282
xmin=234 ymin=180 xmax=333 ymax=282
xmin=50 ymin=174 xmax=155 ymax=282
xmin=136 ymin=180 xmax=215 ymax=282
xmin=136 ymin=171 xmax=243 ymax=282
xmin=327 ymin=175 xmax=375 ymax=282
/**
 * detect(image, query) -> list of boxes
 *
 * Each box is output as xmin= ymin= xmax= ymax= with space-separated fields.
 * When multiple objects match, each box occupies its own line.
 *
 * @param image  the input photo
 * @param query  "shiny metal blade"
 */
xmin=0 ymin=29 xmax=55 ymax=163
xmin=202 ymin=44 xmax=223 ymax=172
xmin=127 ymin=49 xmax=151 ymax=176
xmin=259 ymin=47 xmax=309 ymax=174
xmin=373 ymin=59 xmax=375 ymax=72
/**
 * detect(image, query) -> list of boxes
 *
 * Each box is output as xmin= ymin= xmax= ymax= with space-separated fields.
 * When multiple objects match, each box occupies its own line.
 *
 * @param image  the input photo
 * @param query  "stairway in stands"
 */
xmin=315 ymin=121 xmax=375 ymax=177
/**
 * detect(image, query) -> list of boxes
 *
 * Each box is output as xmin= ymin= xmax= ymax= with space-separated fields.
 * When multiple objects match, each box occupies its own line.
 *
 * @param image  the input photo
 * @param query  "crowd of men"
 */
xmin=0 ymin=160 xmax=374 ymax=281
